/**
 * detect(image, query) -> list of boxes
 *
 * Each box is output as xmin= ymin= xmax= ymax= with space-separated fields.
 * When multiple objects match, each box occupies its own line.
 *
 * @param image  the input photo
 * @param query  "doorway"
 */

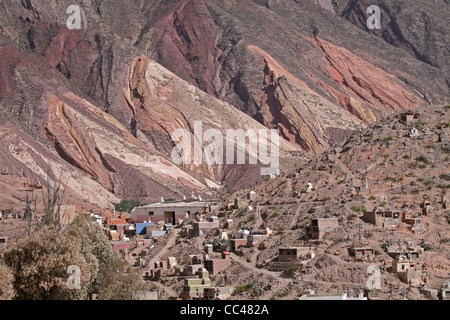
xmin=164 ymin=211 xmax=175 ymax=224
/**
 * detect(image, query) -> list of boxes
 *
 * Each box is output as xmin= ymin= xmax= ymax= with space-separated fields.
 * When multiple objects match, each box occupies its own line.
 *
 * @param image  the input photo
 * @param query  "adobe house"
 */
xmin=362 ymin=211 xmax=401 ymax=229
xmin=204 ymin=251 xmax=232 ymax=274
xmin=402 ymin=212 xmax=421 ymax=225
xmin=106 ymin=213 xmax=127 ymax=226
xmin=229 ymin=238 xmax=248 ymax=252
xmin=400 ymin=111 xmax=415 ymax=123
xmin=349 ymin=244 xmax=375 ymax=260
xmin=187 ymin=254 xmax=203 ymax=265
xmin=130 ymin=200 xmax=208 ymax=224
xmin=150 ymin=257 xmax=177 ymax=279
xmin=228 ymin=228 xmax=256 ymax=251
xmin=278 ymin=247 xmax=311 ymax=262
xmin=181 ymin=269 xmax=211 ymax=300
xmin=268 ymin=247 xmax=315 ymax=271
xmin=392 ymin=254 xmax=427 ymax=287
xmin=180 ymin=264 xmax=205 ymax=277
xmin=387 ymin=248 xmax=421 ymax=261
xmin=305 ymin=218 xmax=339 ymax=239
xmin=111 ymin=241 xmax=133 ymax=253
xmin=192 ymin=216 xmax=220 ymax=237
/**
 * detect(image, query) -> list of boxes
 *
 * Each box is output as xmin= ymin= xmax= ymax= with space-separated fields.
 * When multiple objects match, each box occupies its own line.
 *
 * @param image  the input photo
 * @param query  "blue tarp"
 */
xmin=135 ymin=222 xmax=155 ymax=235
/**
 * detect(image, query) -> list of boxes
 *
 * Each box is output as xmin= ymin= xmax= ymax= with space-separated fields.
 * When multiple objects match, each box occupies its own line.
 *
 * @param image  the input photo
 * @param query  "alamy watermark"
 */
xmin=66 ymin=5 xmax=85 ymax=30
xmin=170 ymin=121 xmax=280 ymax=176
xmin=67 ymin=265 xmax=81 ymax=290
xmin=367 ymin=5 xmax=381 ymax=30
xmin=366 ymin=265 xmax=381 ymax=290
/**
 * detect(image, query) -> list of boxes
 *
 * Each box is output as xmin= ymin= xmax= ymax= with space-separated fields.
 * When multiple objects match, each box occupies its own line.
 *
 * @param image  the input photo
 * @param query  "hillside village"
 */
xmin=1 ymin=105 xmax=448 ymax=300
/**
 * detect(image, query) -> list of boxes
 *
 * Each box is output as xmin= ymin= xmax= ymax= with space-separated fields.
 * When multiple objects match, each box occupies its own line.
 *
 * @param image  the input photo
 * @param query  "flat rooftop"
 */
xmin=135 ymin=201 xmax=209 ymax=209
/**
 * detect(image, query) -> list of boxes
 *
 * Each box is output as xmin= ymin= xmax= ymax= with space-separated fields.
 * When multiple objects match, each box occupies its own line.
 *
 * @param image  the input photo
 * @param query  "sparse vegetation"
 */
xmin=114 ymin=200 xmax=141 ymax=213
xmin=235 ymin=283 xmax=254 ymax=294
xmin=417 ymin=155 xmax=429 ymax=163
xmin=278 ymin=290 xmax=289 ymax=297
xmin=269 ymin=212 xmax=280 ymax=219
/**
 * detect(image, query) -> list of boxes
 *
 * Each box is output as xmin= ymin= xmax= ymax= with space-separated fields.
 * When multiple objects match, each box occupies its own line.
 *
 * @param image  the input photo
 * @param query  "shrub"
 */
xmin=417 ymin=156 xmax=429 ymax=163
xmin=235 ymin=283 xmax=254 ymax=294
xmin=114 ymin=200 xmax=141 ymax=213
xmin=278 ymin=290 xmax=289 ymax=298
xmin=269 ymin=212 xmax=280 ymax=219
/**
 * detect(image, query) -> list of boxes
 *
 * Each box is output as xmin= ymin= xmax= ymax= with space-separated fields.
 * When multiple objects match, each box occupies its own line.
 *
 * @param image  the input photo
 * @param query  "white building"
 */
xmin=130 ymin=200 xmax=209 ymax=224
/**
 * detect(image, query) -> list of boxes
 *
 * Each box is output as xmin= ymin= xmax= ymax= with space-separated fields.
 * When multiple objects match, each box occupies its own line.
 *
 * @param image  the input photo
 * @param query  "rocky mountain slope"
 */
xmin=170 ymin=105 xmax=449 ymax=299
xmin=0 ymin=0 xmax=448 ymax=210
xmin=0 ymin=36 xmax=299 ymax=210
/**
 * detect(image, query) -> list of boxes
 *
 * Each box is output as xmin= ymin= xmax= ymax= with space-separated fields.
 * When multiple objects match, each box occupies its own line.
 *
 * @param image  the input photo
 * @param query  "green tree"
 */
xmin=114 ymin=200 xmax=141 ymax=213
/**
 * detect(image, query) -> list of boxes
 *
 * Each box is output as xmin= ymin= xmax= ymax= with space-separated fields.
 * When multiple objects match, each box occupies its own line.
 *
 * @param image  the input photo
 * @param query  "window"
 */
xmin=148 ymin=211 xmax=154 ymax=216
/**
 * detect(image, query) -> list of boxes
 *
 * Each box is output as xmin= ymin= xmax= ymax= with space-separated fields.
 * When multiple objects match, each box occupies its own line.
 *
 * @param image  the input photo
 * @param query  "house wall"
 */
xmin=363 ymin=212 xmax=378 ymax=225
xmin=306 ymin=218 xmax=339 ymax=239
xmin=111 ymin=242 xmax=133 ymax=252
xmin=230 ymin=239 xmax=247 ymax=251
xmin=204 ymin=257 xmax=231 ymax=274
xmin=192 ymin=221 xmax=220 ymax=236
xmin=278 ymin=247 xmax=310 ymax=262
xmin=131 ymin=204 xmax=206 ymax=224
